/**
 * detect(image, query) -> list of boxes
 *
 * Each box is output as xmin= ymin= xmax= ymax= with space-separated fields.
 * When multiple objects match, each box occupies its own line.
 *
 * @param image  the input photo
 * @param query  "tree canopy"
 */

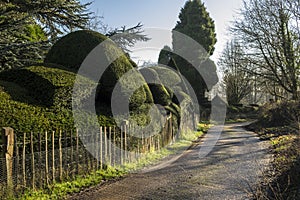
xmin=173 ymin=0 xmax=217 ymax=57
xmin=219 ymin=41 xmax=252 ymax=105
xmin=232 ymin=0 xmax=300 ymax=100
xmin=159 ymin=0 xmax=218 ymax=106
xmin=0 ymin=1 xmax=150 ymax=71
xmin=0 ymin=0 xmax=92 ymax=70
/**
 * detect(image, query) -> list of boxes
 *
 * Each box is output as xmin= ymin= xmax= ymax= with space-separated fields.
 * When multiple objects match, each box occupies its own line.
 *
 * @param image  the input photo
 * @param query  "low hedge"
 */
xmin=0 ymin=65 xmax=95 ymax=109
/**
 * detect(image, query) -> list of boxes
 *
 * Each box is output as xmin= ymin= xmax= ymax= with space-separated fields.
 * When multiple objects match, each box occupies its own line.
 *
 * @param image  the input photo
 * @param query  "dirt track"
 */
xmin=68 ymin=122 xmax=270 ymax=200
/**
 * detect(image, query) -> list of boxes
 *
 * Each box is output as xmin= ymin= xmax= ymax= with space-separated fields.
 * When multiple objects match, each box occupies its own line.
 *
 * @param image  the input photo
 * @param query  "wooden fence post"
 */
xmin=124 ymin=125 xmax=127 ymax=163
xmin=2 ymin=127 xmax=14 ymax=194
xmin=95 ymin=129 xmax=99 ymax=170
xmin=120 ymin=126 xmax=123 ymax=165
xmin=22 ymin=132 xmax=26 ymax=187
xmin=52 ymin=131 xmax=55 ymax=182
xmin=45 ymin=131 xmax=49 ymax=185
xmin=59 ymin=130 xmax=62 ymax=181
xmin=70 ymin=130 xmax=73 ymax=172
xmin=38 ymin=132 xmax=41 ymax=187
xmin=113 ymin=126 xmax=116 ymax=167
xmin=109 ymin=127 xmax=112 ymax=166
xmin=104 ymin=127 xmax=107 ymax=163
xmin=30 ymin=132 xmax=35 ymax=190
xmin=100 ymin=127 xmax=103 ymax=170
xmin=76 ymin=129 xmax=79 ymax=174
xmin=14 ymin=133 xmax=19 ymax=190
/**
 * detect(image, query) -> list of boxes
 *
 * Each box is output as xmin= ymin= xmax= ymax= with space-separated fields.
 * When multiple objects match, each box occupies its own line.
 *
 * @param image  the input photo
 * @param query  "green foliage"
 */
xmin=45 ymin=30 xmax=108 ymax=70
xmin=165 ymin=103 xmax=181 ymax=118
xmin=0 ymin=82 xmax=96 ymax=135
xmin=46 ymin=30 xmax=153 ymax=114
xmin=148 ymin=84 xmax=171 ymax=106
xmin=0 ymin=65 xmax=95 ymax=109
xmin=173 ymin=0 xmax=217 ymax=56
xmin=19 ymin=167 xmax=124 ymax=200
xmin=0 ymin=65 xmax=116 ymax=137
xmin=164 ymin=0 xmax=218 ymax=105
xmin=0 ymin=22 xmax=49 ymax=70
xmin=0 ymin=0 xmax=91 ymax=37
xmin=158 ymin=45 xmax=172 ymax=65
xmin=0 ymin=88 xmax=50 ymax=133
xmin=152 ymin=65 xmax=182 ymax=87
xmin=105 ymin=22 xmax=150 ymax=52
xmin=19 ymin=24 xmax=48 ymax=42
xmin=0 ymin=0 xmax=91 ymax=70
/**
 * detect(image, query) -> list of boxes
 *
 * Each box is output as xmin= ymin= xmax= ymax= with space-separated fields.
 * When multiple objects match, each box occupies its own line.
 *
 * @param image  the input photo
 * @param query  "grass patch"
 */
xmin=225 ymin=118 xmax=247 ymax=123
xmin=249 ymin=123 xmax=300 ymax=199
xmin=18 ymin=167 xmax=125 ymax=200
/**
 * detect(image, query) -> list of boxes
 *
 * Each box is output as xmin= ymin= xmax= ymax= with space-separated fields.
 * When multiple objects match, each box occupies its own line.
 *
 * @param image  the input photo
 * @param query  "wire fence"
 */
xmin=0 ymin=115 xmax=176 ymax=199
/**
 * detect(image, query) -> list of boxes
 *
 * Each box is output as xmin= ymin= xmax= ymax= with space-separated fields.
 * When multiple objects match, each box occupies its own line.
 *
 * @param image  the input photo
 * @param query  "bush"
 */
xmin=148 ymin=84 xmax=171 ymax=106
xmin=139 ymin=67 xmax=175 ymax=107
xmin=259 ymin=100 xmax=300 ymax=127
xmin=45 ymin=30 xmax=108 ymax=70
xmin=0 ymin=65 xmax=117 ymax=137
xmin=0 ymin=65 xmax=95 ymax=109
xmin=45 ymin=30 xmax=153 ymax=113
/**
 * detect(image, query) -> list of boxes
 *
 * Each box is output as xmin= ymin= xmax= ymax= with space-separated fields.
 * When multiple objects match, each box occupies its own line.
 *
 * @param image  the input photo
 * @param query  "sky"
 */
xmin=81 ymin=0 xmax=243 ymax=64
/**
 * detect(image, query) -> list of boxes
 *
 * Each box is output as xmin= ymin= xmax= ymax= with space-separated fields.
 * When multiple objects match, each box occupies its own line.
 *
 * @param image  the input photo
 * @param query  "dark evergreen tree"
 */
xmin=173 ymin=0 xmax=217 ymax=56
xmin=163 ymin=0 xmax=218 ymax=105
xmin=0 ymin=0 xmax=92 ymax=70
xmin=158 ymin=45 xmax=172 ymax=66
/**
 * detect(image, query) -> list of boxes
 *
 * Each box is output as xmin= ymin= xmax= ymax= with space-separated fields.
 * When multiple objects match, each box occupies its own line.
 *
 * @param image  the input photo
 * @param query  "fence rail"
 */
xmin=0 ymin=116 xmax=176 ymax=198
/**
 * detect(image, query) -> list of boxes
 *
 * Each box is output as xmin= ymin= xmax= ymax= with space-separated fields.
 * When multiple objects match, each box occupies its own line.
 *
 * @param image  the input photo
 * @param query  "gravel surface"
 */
xmin=68 ymin=122 xmax=270 ymax=200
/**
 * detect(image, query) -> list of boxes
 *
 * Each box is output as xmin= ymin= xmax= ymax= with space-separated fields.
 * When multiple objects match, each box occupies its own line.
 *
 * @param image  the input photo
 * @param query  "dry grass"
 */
xmin=248 ymin=125 xmax=300 ymax=200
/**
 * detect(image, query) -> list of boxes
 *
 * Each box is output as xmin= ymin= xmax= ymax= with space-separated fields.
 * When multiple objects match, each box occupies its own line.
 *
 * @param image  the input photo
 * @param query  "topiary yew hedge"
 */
xmin=45 ymin=30 xmax=108 ymax=70
xmin=0 ymin=65 xmax=115 ymax=138
xmin=45 ymin=30 xmax=154 ymax=118
xmin=0 ymin=65 xmax=95 ymax=109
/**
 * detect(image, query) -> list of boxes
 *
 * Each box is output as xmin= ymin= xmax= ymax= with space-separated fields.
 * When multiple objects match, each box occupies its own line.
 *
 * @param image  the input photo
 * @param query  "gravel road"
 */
xmin=68 ymin=122 xmax=270 ymax=200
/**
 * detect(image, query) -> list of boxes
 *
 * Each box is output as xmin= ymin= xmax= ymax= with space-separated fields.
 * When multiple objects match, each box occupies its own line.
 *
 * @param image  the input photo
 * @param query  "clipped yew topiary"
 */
xmin=139 ymin=67 xmax=173 ymax=107
xmin=45 ymin=30 xmax=153 ymax=121
xmin=45 ymin=30 xmax=108 ymax=70
xmin=0 ymin=65 xmax=95 ymax=109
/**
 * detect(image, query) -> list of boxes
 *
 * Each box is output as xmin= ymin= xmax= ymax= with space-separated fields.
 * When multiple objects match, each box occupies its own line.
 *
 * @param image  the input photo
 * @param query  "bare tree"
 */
xmin=219 ymin=40 xmax=252 ymax=105
xmin=232 ymin=0 xmax=300 ymax=100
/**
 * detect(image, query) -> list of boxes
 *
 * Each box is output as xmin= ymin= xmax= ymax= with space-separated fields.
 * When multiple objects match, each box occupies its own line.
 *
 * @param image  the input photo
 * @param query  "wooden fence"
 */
xmin=0 ymin=116 xmax=176 ymax=198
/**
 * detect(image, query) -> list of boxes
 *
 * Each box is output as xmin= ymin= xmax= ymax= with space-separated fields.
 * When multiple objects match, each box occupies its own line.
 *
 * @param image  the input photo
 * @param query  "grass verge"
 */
xmin=247 ymin=124 xmax=300 ymax=200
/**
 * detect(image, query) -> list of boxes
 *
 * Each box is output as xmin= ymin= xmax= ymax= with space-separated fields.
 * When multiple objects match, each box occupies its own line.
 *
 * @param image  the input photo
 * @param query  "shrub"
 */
xmin=45 ymin=30 xmax=153 ymax=113
xmin=45 ymin=30 xmax=108 ymax=70
xmin=0 ymin=65 xmax=95 ymax=109
xmin=259 ymin=100 xmax=300 ymax=128
xmin=139 ymin=67 xmax=173 ymax=106
xmin=148 ymin=84 xmax=171 ymax=106
xmin=0 ymin=65 xmax=116 ymax=137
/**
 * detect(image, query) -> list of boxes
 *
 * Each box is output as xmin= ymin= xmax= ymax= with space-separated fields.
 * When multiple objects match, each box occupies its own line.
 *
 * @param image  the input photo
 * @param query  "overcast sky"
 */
xmin=81 ymin=0 xmax=243 ymax=64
